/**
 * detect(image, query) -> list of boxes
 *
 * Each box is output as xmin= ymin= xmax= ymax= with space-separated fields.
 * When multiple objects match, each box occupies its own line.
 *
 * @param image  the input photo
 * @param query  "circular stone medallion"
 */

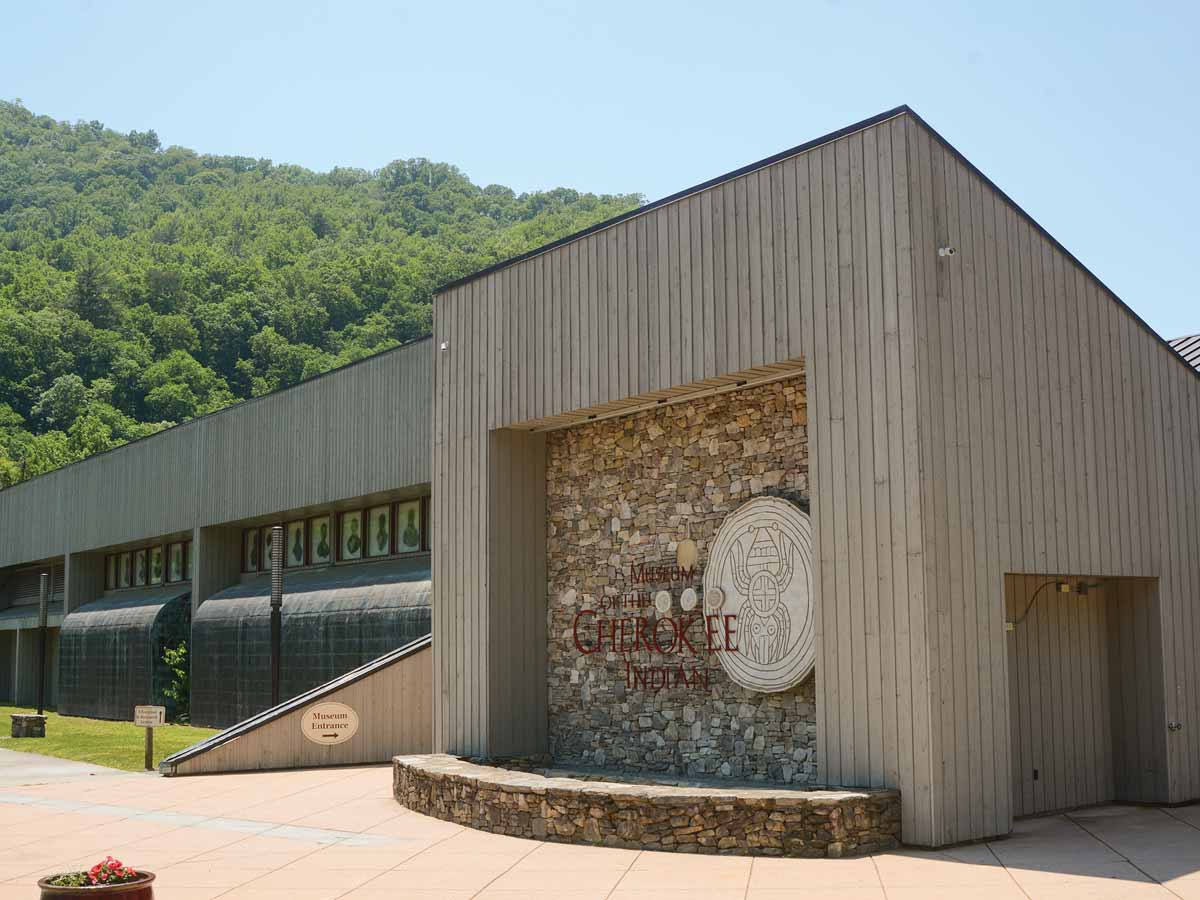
xmin=702 ymin=496 xmax=815 ymax=692
xmin=653 ymin=590 xmax=672 ymax=615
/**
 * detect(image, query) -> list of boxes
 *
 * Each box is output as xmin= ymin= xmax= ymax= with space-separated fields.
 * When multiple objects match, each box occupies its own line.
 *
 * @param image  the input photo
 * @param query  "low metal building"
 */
xmin=0 ymin=339 xmax=434 ymax=725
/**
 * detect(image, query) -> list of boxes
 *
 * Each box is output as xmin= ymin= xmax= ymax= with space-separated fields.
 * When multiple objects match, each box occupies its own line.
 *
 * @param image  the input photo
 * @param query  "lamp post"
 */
xmin=270 ymin=525 xmax=283 ymax=707
xmin=36 ymin=572 xmax=48 ymax=716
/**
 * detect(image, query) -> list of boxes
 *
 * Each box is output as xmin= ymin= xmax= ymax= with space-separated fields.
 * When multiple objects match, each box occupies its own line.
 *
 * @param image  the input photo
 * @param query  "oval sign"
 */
xmin=300 ymin=701 xmax=360 ymax=746
xmin=703 ymin=496 xmax=815 ymax=692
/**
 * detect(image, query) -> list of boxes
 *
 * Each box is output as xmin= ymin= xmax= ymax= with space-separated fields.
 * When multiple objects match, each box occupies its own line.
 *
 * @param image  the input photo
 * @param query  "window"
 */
xmin=261 ymin=526 xmax=276 ymax=568
xmin=395 ymin=499 xmax=422 ymax=553
xmin=310 ymin=515 xmax=332 ymax=565
xmin=133 ymin=549 xmax=148 ymax=586
xmin=339 ymin=510 xmax=363 ymax=561
xmin=286 ymin=520 xmax=306 ymax=567
xmin=105 ymin=539 xmax=190 ymax=592
xmin=167 ymin=543 xmax=184 ymax=583
xmin=243 ymin=529 xmax=260 ymax=573
xmin=231 ymin=498 xmax=427 ymax=575
xmin=367 ymin=505 xmax=391 ymax=558
xmin=149 ymin=545 xmax=164 ymax=585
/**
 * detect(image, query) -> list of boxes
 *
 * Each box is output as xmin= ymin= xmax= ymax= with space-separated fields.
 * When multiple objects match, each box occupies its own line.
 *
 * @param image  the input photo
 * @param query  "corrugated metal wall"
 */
xmin=906 ymin=119 xmax=1200 ymax=842
xmin=0 ymin=339 xmax=433 ymax=568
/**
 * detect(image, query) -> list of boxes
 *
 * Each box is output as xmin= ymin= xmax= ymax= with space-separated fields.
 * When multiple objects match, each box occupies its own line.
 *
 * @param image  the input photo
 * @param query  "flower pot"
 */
xmin=37 ymin=872 xmax=154 ymax=899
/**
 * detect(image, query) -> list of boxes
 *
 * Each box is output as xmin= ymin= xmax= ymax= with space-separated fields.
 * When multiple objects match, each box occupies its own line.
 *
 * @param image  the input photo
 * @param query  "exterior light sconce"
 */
xmin=938 ymin=246 xmax=957 ymax=257
xmin=439 ymin=341 xmax=449 ymax=351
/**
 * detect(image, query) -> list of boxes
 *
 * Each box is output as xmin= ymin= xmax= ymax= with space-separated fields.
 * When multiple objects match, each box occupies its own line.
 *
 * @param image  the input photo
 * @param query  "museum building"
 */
xmin=2 ymin=106 xmax=1200 ymax=850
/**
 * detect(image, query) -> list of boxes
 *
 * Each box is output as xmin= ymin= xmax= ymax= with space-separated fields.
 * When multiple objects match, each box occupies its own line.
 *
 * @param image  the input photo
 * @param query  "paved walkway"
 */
xmin=2 ymin=751 xmax=1200 ymax=898
xmin=0 ymin=746 xmax=130 ymax=787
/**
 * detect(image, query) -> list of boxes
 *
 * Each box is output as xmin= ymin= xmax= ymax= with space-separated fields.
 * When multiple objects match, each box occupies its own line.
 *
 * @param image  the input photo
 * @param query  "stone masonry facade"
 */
xmin=546 ymin=375 xmax=816 ymax=784
xmin=394 ymin=755 xmax=900 ymax=858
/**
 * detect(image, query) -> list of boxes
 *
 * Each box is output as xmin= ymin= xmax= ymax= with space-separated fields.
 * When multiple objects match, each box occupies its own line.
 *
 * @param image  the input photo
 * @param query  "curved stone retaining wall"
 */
xmin=394 ymin=755 xmax=900 ymax=858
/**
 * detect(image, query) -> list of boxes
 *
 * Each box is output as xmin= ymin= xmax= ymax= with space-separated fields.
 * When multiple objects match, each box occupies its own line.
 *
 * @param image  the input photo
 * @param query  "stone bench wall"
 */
xmin=394 ymin=754 xmax=900 ymax=858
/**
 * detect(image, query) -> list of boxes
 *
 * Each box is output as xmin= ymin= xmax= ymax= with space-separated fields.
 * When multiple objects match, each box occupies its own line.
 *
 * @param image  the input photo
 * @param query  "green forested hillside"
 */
xmin=0 ymin=100 xmax=639 ymax=487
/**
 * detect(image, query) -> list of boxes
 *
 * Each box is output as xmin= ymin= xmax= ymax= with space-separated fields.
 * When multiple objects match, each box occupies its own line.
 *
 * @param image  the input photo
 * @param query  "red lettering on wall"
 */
xmin=572 ymin=610 xmax=596 ymax=654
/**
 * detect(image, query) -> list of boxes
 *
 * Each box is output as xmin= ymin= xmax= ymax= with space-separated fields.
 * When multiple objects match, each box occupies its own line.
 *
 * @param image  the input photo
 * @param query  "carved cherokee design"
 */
xmin=729 ymin=524 xmax=795 ymax=664
xmin=704 ymin=496 xmax=815 ymax=692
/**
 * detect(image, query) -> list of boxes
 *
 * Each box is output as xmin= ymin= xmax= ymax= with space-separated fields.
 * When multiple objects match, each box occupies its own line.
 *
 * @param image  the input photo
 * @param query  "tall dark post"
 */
xmin=270 ymin=524 xmax=284 ymax=707
xmin=36 ymin=572 xmax=48 ymax=716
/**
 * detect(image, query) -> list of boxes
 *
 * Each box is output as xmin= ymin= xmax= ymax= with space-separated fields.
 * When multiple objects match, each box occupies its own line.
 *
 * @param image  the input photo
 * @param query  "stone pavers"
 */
xmin=394 ymin=754 xmax=899 ymax=857
xmin=1 ymin=748 xmax=1200 ymax=898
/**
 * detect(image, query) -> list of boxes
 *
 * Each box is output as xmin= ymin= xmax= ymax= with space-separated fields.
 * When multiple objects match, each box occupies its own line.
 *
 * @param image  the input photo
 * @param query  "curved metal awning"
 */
xmin=61 ymin=585 xmax=191 ymax=633
xmin=194 ymin=556 xmax=431 ymax=624
xmin=190 ymin=556 xmax=432 ymax=727
xmin=0 ymin=603 xmax=63 ymax=631
xmin=58 ymin=584 xmax=192 ymax=720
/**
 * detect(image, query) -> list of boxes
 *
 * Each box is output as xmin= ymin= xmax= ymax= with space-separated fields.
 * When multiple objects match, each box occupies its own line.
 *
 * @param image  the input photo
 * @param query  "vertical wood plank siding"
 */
xmin=0 ymin=339 xmax=433 ymax=568
xmin=907 ymin=118 xmax=1200 ymax=842
xmin=1005 ymin=574 xmax=1115 ymax=818
xmin=431 ymin=115 xmax=940 ymax=844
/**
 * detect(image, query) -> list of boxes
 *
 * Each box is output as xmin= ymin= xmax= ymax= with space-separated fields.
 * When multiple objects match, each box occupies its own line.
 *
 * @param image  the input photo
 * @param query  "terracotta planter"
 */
xmin=37 ymin=872 xmax=154 ymax=899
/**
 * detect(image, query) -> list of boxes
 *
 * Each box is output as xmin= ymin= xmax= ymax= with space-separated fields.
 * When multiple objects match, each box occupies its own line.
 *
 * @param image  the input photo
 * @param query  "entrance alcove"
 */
xmin=1005 ymin=574 xmax=1168 ymax=818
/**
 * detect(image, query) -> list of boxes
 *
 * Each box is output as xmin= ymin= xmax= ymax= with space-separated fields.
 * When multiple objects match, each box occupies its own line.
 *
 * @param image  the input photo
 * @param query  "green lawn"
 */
xmin=0 ymin=706 xmax=218 ymax=771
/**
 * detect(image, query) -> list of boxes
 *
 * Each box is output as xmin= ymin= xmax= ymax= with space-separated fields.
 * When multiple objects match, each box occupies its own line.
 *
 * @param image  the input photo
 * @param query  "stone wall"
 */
xmin=394 ymin=755 xmax=901 ymax=858
xmin=546 ymin=375 xmax=816 ymax=784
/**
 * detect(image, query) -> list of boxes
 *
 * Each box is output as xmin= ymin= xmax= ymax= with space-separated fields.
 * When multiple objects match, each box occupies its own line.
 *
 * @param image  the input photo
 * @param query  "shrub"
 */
xmin=162 ymin=640 xmax=190 ymax=723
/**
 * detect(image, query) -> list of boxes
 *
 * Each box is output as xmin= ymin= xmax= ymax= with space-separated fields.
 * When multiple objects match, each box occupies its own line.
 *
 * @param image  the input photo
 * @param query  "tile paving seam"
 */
xmin=329 ymin=822 xmax=469 ymax=899
xmin=0 ymin=793 xmax=404 ymax=847
xmin=1064 ymin=811 xmax=1181 ymax=896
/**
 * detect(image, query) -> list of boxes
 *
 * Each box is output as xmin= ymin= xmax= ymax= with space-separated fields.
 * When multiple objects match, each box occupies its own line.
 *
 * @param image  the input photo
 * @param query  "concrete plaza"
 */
xmin=3 ymin=749 xmax=1200 ymax=899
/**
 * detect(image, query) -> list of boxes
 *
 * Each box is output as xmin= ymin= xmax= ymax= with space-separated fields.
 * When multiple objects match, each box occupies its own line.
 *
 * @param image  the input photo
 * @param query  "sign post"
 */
xmin=134 ymin=705 xmax=166 ymax=770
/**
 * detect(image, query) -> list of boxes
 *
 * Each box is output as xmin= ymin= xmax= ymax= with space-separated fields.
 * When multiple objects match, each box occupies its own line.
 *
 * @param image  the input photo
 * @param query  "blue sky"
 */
xmin=3 ymin=0 xmax=1196 ymax=338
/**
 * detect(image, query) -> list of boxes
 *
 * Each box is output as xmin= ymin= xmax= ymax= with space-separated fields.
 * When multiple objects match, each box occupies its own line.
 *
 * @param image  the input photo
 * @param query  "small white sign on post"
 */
xmin=134 ymin=705 xmax=166 ymax=771
xmin=134 ymin=706 xmax=166 ymax=728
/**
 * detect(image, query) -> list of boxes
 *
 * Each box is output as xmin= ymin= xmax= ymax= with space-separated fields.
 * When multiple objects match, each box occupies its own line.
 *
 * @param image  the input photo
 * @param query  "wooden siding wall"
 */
xmin=431 ymin=113 xmax=938 ymax=842
xmin=170 ymin=644 xmax=432 ymax=775
xmin=906 ymin=119 xmax=1200 ymax=843
xmin=1108 ymin=578 xmax=1168 ymax=803
xmin=486 ymin=429 xmax=547 ymax=756
xmin=0 ymin=340 xmax=433 ymax=570
xmin=1005 ymin=574 xmax=1114 ymax=818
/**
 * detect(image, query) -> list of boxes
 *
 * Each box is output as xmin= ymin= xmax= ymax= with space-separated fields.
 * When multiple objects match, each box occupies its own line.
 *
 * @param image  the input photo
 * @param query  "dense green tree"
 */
xmin=140 ymin=350 xmax=233 ymax=420
xmin=31 ymin=373 xmax=89 ymax=429
xmin=0 ymin=98 xmax=641 ymax=488
xmin=69 ymin=253 xmax=115 ymax=327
